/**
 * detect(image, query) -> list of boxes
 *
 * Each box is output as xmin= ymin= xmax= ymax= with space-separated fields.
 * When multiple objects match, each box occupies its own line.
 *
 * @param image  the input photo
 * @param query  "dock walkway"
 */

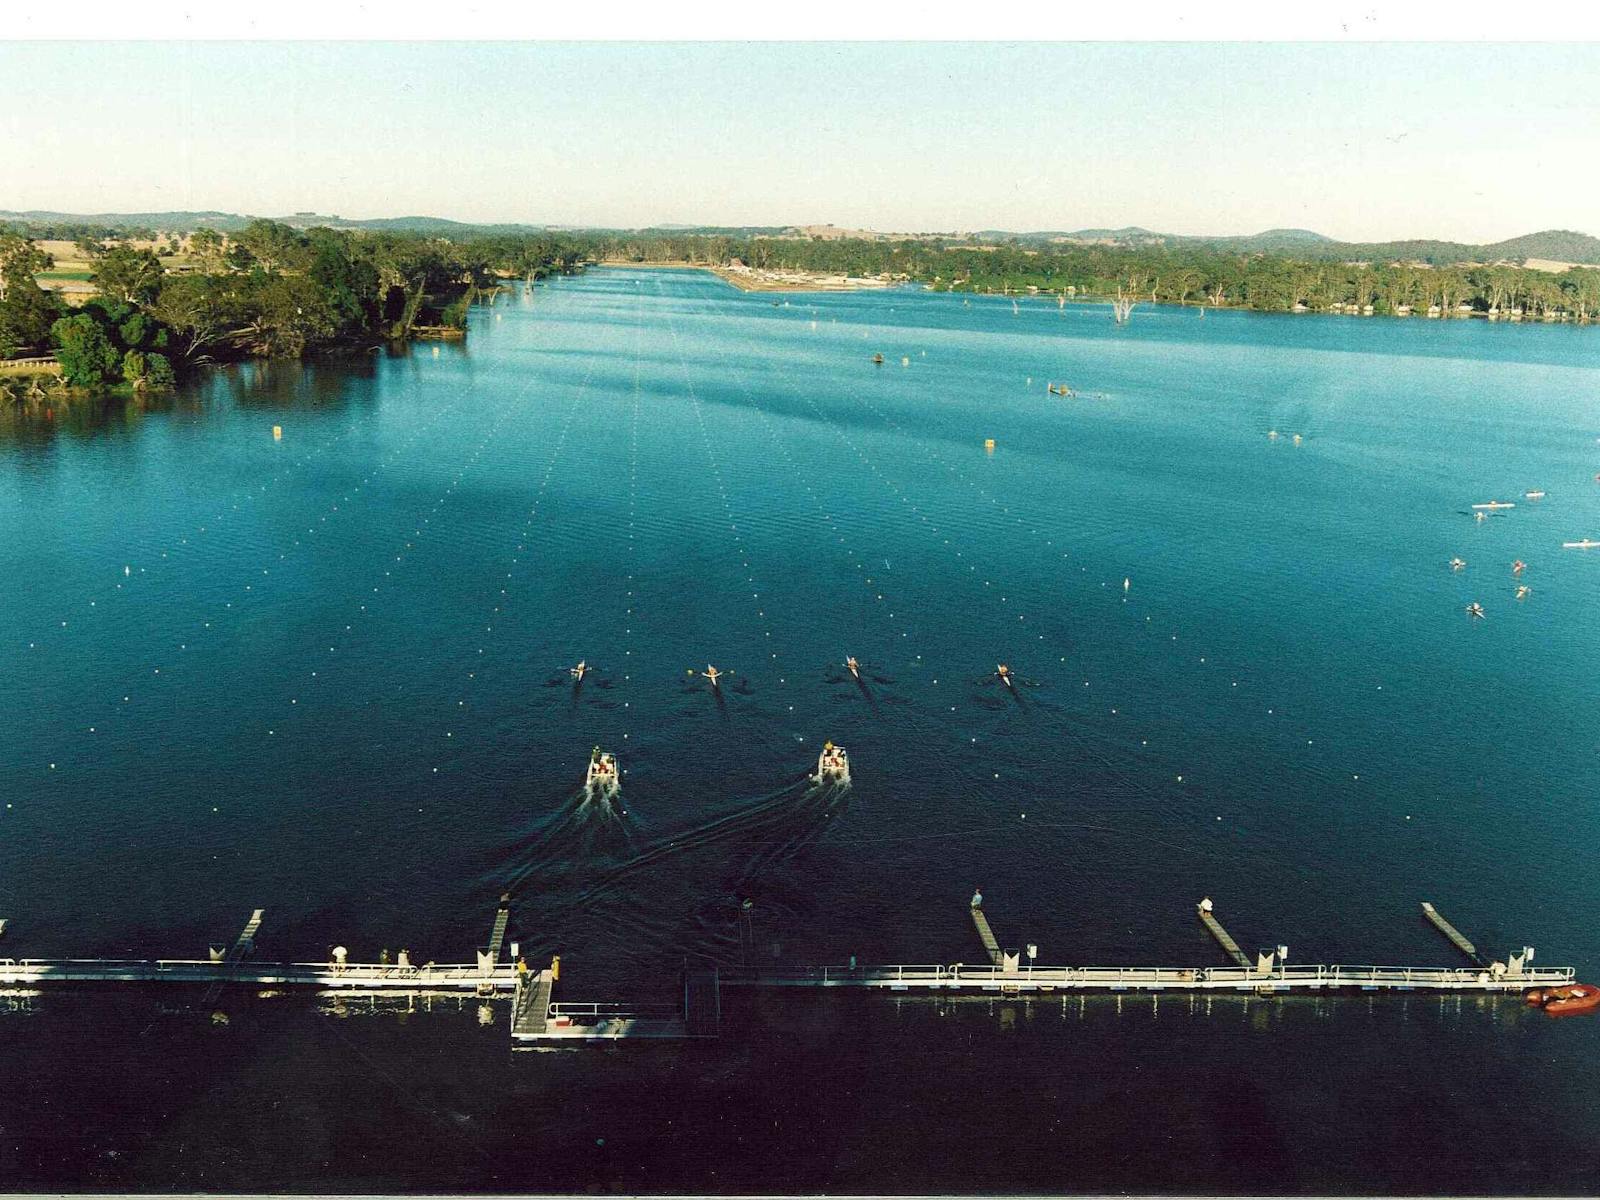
xmin=969 ymin=904 xmax=1003 ymax=966
xmin=0 ymin=958 xmax=516 ymax=992
xmin=1421 ymin=902 xmax=1488 ymax=967
xmin=1196 ymin=901 xmax=1254 ymax=970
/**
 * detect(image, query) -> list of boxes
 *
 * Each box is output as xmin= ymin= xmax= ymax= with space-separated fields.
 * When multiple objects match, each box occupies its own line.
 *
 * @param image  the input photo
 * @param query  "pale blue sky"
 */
xmin=2 ymin=42 xmax=1597 ymax=241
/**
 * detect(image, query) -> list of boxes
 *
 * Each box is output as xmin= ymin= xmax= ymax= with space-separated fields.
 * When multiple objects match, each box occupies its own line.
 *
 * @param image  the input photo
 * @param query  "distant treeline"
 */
xmin=589 ymin=234 xmax=1600 ymax=321
xmin=0 ymin=220 xmax=585 ymax=392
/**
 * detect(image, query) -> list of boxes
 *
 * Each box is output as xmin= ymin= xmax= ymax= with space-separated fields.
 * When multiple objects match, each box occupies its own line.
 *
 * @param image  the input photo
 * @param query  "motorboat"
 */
xmin=585 ymin=747 xmax=619 ymax=799
xmin=813 ymin=741 xmax=850 ymax=785
xmin=1527 ymin=984 xmax=1600 ymax=1017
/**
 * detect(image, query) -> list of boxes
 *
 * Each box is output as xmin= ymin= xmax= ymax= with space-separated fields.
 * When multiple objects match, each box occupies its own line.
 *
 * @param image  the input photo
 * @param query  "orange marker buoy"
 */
xmin=272 ymin=426 xmax=282 ymax=441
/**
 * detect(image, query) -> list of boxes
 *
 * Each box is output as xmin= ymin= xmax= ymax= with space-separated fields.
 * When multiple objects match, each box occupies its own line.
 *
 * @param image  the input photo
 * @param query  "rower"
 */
xmin=570 ymin=660 xmax=588 ymax=681
xmin=1512 ymin=560 xmax=1526 ymax=575
xmin=702 ymin=664 xmax=724 ymax=688
xmin=1449 ymin=557 xmax=1466 ymax=571
xmin=846 ymin=655 xmax=860 ymax=679
xmin=996 ymin=663 xmax=1013 ymax=688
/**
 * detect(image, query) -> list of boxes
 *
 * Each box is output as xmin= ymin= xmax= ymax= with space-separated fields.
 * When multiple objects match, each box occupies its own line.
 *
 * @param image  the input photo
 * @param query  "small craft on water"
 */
xmin=1466 ymin=602 xmax=1485 ymax=619
xmin=1267 ymin=429 xmax=1279 ymax=439
xmin=1291 ymin=433 xmax=1303 ymax=445
xmin=813 ymin=741 xmax=850 ymax=785
xmin=1526 ymin=984 xmax=1600 ymax=1017
xmin=1047 ymin=383 xmax=1074 ymax=397
xmin=570 ymin=660 xmax=588 ymax=682
xmin=1512 ymin=560 xmax=1526 ymax=575
xmin=585 ymin=747 xmax=619 ymax=799
xmin=1472 ymin=500 xmax=1515 ymax=510
xmin=1516 ymin=585 xmax=1532 ymax=600
xmin=1449 ymin=557 xmax=1466 ymax=571
xmin=1525 ymin=490 xmax=1546 ymax=500
xmin=846 ymin=655 xmax=861 ymax=680
xmin=1562 ymin=539 xmax=1600 ymax=549
xmin=701 ymin=664 xmax=724 ymax=688
xmin=996 ymin=663 xmax=1014 ymax=688
xmin=871 ymin=353 xmax=884 ymax=365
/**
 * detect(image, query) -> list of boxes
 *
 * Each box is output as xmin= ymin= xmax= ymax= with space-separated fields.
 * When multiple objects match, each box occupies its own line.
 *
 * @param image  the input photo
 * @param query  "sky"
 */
xmin=2 ymin=40 xmax=1598 ymax=243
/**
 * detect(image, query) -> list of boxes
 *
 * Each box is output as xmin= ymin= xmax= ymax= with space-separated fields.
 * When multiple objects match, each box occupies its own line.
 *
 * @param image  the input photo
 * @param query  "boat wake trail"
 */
xmin=487 ymin=773 xmax=853 ymax=976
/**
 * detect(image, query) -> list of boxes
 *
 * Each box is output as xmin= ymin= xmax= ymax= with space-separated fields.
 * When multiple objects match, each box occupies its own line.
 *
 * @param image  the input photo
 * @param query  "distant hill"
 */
xmin=1481 ymin=229 xmax=1600 ymax=264
xmin=5 ymin=209 xmax=1598 ymax=266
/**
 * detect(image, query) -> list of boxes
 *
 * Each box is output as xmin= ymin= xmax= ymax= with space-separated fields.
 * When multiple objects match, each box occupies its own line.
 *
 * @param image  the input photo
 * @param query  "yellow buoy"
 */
xmin=272 ymin=425 xmax=282 ymax=441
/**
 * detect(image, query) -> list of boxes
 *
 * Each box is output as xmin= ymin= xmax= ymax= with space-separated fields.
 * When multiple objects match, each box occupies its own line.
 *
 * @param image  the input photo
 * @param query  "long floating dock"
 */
xmin=0 ymin=958 xmax=516 ymax=992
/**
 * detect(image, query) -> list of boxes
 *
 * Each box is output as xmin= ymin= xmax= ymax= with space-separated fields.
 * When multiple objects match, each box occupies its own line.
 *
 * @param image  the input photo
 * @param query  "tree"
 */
xmin=0 ymin=233 xmax=49 ymax=302
xmin=147 ymin=273 xmax=246 ymax=364
xmin=122 ymin=349 xmax=175 ymax=390
xmin=0 ymin=277 xmax=63 ymax=357
xmin=188 ymin=227 xmax=227 ymax=272
xmin=233 ymin=219 xmax=308 ymax=273
xmin=50 ymin=313 xmax=121 ymax=386
xmin=92 ymin=245 xmax=164 ymax=305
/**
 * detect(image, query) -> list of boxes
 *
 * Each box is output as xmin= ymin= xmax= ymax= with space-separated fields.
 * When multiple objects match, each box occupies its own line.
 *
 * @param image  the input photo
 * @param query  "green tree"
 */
xmin=0 ymin=277 xmax=63 ymax=357
xmin=121 ymin=349 xmax=176 ymax=390
xmin=92 ymin=245 xmax=165 ymax=305
xmin=50 ymin=313 xmax=122 ymax=386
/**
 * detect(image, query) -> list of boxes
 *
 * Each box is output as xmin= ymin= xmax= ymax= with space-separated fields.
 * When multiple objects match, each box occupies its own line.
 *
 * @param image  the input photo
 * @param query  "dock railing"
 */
xmin=0 ymin=958 xmax=517 ymax=991
xmin=722 ymin=961 xmax=1575 ymax=993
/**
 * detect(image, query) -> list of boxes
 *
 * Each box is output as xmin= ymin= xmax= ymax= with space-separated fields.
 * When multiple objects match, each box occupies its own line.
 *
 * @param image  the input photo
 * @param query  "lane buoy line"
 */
xmin=425 ymin=293 xmax=629 ymax=774
xmin=679 ymin=294 xmax=931 ymax=724
xmin=30 ymin=380 xmax=485 ymax=764
xmin=658 ymin=282 xmax=792 ymax=687
xmin=37 ymin=335 xmax=552 ymax=772
xmin=267 ymin=334 xmax=594 ymax=751
xmin=15 ymin=375 xmax=464 ymax=654
xmin=682 ymin=291 xmax=1065 ymax=782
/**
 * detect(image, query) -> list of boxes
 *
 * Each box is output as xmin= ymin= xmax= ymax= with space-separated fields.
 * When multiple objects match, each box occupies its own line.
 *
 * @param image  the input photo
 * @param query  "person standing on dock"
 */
xmin=971 ymin=889 xmax=983 ymax=908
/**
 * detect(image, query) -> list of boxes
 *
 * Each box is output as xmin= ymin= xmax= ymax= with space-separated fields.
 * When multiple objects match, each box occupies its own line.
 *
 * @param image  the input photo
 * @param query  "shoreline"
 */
xmin=597 ymin=259 xmax=895 ymax=293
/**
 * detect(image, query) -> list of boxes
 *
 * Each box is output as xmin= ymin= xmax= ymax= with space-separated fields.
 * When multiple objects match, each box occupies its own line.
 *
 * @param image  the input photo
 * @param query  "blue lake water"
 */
xmin=3 ymin=268 xmax=1600 ymax=1191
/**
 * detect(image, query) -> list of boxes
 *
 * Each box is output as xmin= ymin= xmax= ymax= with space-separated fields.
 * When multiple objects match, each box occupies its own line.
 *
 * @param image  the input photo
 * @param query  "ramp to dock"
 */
xmin=202 ymin=909 xmax=265 ymax=1005
xmin=970 ymin=905 xmax=1003 ymax=966
xmin=512 ymin=969 xmax=554 ymax=1039
xmin=1421 ymin=902 xmax=1488 ymax=967
xmin=1196 ymin=901 xmax=1252 ymax=970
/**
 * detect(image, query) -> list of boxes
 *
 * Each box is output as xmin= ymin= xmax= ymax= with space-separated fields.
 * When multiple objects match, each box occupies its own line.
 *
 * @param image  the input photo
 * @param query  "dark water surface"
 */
xmin=3 ymin=269 xmax=1600 ymax=1192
